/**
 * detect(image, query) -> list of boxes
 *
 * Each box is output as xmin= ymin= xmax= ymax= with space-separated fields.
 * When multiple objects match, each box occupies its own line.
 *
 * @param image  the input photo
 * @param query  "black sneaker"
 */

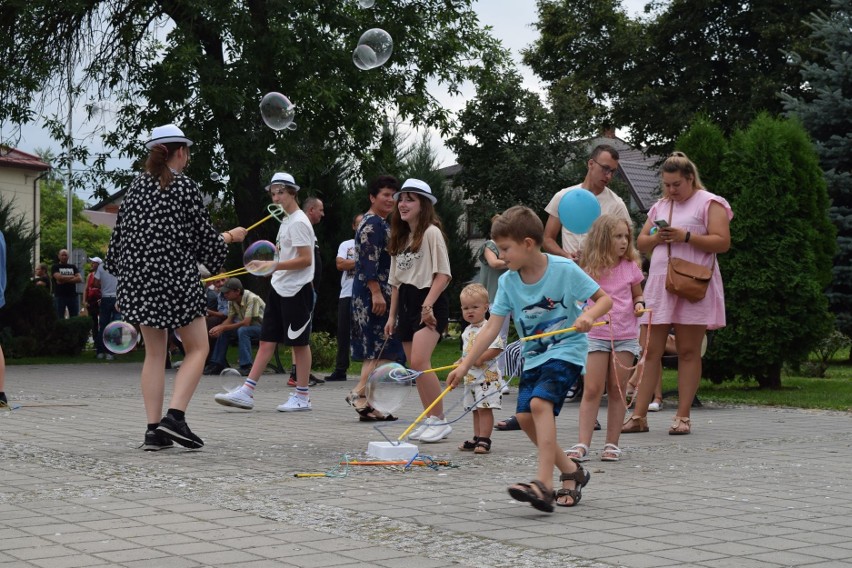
xmin=156 ymin=414 xmax=204 ymax=449
xmin=324 ymin=371 xmax=347 ymax=381
xmin=308 ymin=374 xmax=325 ymax=386
xmin=203 ymin=363 xmax=225 ymax=376
xmin=140 ymin=429 xmax=174 ymax=451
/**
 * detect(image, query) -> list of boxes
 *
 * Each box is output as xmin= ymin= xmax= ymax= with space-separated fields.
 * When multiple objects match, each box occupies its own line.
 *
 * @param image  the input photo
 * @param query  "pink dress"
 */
xmin=639 ymin=190 xmax=733 ymax=330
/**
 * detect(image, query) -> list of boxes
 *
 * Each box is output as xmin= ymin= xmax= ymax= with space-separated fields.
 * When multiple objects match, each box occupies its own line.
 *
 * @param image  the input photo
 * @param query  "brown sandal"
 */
xmin=508 ymin=479 xmax=555 ymax=513
xmin=621 ymin=415 xmax=649 ymax=433
xmin=473 ymin=437 xmax=491 ymax=454
xmin=459 ymin=438 xmax=478 ymax=451
xmin=556 ymin=464 xmax=590 ymax=507
xmin=669 ymin=415 xmax=691 ymax=435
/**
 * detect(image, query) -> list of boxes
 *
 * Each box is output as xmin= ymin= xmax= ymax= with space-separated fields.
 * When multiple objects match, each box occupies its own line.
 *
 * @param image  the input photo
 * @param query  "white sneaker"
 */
xmin=648 ymin=400 xmax=664 ymax=412
xmin=407 ymin=416 xmax=436 ymax=440
xmin=105 ymin=354 xmax=115 ymax=361
xmin=277 ymin=394 xmax=312 ymax=412
xmin=500 ymin=384 xmax=511 ymax=395
xmin=419 ymin=418 xmax=452 ymax=443
xmin=214 ymin=388 xmax=254 ymax=410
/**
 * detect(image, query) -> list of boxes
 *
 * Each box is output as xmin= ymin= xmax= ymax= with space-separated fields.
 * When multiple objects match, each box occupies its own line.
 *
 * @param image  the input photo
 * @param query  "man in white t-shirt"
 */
xmin=214 ymin=172 xmax=316 ymax=412
xmin=543 ymin=144 xmax=631 ymax=403
xmin=326 ymin=213 xmax=364 ymax=382
xmin=543 ymin=144 xmax=631 ymax=261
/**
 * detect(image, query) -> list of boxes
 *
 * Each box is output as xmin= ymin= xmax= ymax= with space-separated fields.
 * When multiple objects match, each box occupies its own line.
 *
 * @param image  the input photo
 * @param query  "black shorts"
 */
xmin=260 ymin=283 xmax=314 ymax=346
xmin=395 ymin=283 xmax=449 ymax=342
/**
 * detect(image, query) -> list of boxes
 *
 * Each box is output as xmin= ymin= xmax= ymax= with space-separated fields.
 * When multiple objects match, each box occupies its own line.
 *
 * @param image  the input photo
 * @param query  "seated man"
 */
xmin=206 ymin=278 xmax=265 ymax=375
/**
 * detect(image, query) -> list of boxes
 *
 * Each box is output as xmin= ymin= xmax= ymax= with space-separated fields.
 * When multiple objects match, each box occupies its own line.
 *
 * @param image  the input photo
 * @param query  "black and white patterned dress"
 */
xmin=105 ymin=172 xmax=227 ymax=329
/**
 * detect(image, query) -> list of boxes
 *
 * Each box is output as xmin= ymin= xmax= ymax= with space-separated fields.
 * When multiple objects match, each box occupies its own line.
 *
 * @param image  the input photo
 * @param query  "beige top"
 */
xmin=545 ymin=184 xmax=631 ymax=254
xmin=389 ymin=224 xmax=452 ymax=289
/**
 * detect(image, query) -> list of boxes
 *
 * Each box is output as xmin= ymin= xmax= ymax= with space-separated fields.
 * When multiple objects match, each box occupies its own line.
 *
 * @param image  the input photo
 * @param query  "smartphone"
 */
xmin=654 ymin=219 xmax=669 ymax=228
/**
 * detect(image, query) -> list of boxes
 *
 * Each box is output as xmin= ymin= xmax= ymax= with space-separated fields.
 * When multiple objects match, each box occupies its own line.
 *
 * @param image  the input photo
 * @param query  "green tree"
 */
xmin=39 ymin=178 xmax=112 ymax=263
xmin=446 ymin=63 xmax=580 ymax=232
xmin=1 ymin=0 xmax=501 ymax=236
xmin=675 ymin=117 xmax=728 ymax=192
xmin=0 ymin=195 xmax=38 ymax=307
xmin=524 ymin=0 xmax=832 ymax=154
xmin=704 ymin=114 xmax=835 ymax=388
xmin=780 ymin=0 xmax=852 ymax=354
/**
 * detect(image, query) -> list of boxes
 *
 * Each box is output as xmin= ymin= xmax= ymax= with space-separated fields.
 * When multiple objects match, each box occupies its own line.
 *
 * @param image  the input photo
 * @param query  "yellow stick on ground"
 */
xmin=397 ymin=384 xmax=454 ymax=442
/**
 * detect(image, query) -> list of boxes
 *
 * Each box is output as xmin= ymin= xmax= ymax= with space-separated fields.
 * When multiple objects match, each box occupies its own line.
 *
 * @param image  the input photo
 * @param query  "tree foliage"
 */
xmin=703 ymin=114 xmax=835 ymax=388
xmin=675 ymin=117 xmax=728 ymax=192
xmin=446 ymin=62 xmax=581 ymax=232
xmin=38 ymin=178 xmax=112 ymax=263
xmin=0 ymin=194 xmax=38 ymax=308
xmin=524 ymin=0 xmax=833 ymax=154
xmin=780 ymin=0 xmax=852 ymax=347
xmin=0 ymin=0 xmax=501 ymax=232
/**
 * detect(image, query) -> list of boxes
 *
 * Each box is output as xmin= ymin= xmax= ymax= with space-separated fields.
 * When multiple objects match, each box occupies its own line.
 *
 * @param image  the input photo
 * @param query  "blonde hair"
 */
xmin=460 ymin=282 xmax=489 ymax=304
xmin=490 ymin=206 xmax=543 ymax=245
xmin=581 ymin=215 xmax=640 ymax=281
xmin=660 ymin=151 xmax=704 ymax=195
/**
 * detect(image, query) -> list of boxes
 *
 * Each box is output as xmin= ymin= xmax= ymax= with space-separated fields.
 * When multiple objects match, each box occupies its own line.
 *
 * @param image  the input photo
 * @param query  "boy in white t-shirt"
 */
xmin=214 ymin=172 xmax=316 ymax=412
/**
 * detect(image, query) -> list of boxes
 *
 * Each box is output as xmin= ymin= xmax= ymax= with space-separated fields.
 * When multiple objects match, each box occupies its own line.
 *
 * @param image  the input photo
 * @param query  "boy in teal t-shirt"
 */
xmin=448 ymin=206 xmax=612 ymax=513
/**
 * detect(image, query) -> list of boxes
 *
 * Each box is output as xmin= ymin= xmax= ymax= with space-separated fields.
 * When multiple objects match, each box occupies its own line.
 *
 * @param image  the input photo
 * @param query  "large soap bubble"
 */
xmin=260 ymin=92 xmax=296 ymax=131
xmin=103 ymin=321 xmax=139 ymax=355
xmin=352 ymin=29 xmax=393 ymax=70
xmin=244 ymin=240 xmax=279 ymax=276
xmin=358 ymin=0 xmax=375 ymax=7
xmin=366 ymin=362 xmax=413 ymax=415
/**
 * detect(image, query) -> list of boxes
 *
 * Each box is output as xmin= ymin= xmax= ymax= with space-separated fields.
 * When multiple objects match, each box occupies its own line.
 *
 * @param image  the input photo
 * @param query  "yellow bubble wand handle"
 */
xmin=388 ymin=363 xmax=458 ymax=381
xmin=201 ymin=267 xmax=250 ymax=283
xmin=244 ymin=213 xmax=275 ymax=233
xmin=520 ymin=320 xmax=608 ymax=342
xmin=397 ymin=383 xmax=454 ymax=442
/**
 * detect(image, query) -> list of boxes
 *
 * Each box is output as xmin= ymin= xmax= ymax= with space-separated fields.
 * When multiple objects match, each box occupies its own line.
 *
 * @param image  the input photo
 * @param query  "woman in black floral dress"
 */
xmin=348 ymin=176 xmax=405 ymax=420
xmin=105 ymin=124 xmax=247 ymax=450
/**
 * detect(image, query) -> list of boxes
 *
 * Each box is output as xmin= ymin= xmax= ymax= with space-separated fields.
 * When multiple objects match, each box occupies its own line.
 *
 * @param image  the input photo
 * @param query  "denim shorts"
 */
xmin=516 ymin=358 xmax=582 ymax=417
xmin=588 ymin=338 xmax=641 ymax=357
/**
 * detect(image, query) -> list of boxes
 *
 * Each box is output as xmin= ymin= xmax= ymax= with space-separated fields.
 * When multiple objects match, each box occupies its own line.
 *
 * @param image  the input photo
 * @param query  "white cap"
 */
xmin=394 ymin=178 xmax=437 ymax=204
xmin=145 ymin=124 xmax=194 ymax=149
xmin=266 ymin=171 xmax=300 ymax=192
xmin=88 ymin=256 xmax=103 ymax=263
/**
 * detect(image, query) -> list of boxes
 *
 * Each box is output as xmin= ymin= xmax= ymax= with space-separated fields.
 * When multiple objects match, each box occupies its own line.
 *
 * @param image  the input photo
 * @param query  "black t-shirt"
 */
xmin=51 ymin=263 xmax=79 ymax=297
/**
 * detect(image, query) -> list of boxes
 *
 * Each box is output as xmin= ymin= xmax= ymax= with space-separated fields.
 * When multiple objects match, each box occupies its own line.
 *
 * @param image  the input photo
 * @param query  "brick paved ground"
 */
xmin=1 ymin=362 xmax=851 ymax=567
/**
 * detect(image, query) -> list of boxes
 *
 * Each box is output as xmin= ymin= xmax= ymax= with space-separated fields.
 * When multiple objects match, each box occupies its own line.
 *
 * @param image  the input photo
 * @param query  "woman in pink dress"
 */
xmin=622 ymin=152 xmax=733 ymax=435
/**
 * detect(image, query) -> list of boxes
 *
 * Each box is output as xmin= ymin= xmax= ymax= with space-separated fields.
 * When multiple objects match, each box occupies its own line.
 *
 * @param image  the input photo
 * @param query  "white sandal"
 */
xmin=601 ymin=443 xmax=622 ymax=462
xmin=566 ymin=443 xmax=590 ymax=462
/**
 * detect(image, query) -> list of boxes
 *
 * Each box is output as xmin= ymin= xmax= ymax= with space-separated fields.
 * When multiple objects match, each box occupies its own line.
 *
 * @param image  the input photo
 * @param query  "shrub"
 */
xmin=43 ymin=316 xmax=91 ymax=356
xmin=310 ymin=331 xmax=337 ymax=369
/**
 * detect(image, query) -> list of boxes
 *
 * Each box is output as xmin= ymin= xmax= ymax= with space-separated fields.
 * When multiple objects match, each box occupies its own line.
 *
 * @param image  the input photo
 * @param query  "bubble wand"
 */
xmin=521 ymin=320 xmax=608 ymax=342
xmin=244 ymin=203 xmax=287 ymax=233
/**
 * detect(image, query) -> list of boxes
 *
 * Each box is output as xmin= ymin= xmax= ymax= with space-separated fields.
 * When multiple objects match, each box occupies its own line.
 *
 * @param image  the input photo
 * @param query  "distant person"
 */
xmin=207 ymin=277 xmax=265 ymax=376
xmin=448 ymin=206 xmax=611 ymax=511
xmin=93 ymin=261 xmax=120 ymax=361
xmin=623 ymin=152 xmax=732 ymax=436
xmin=83 ymin=256 xmax=103 ymax=353
xmin=0 ymin=231 xmax=8 ymax=409
xmin=289 ymin=196 xmax=325 ymax=387
xmin=33 ymin=263 xmax=51 ymax=288
xmin=542 ymin=143 xmax=631 ymax=402
xmin=348 ymin=176 xmax=406 ymax=421
xmin=51 ymin=248 xmax=82 ymax=318
xmin=213 ymin=172 xmax=316 ymax=412
xmin=202 ymin=276 xmax=229 ymax=373
xmin=454 ymin=283 xmax=504 ymax=455
xmin=105 ymin=123 xmax=247 ymax=450
xmin=326 ymin=213 xmax=363 ymax=382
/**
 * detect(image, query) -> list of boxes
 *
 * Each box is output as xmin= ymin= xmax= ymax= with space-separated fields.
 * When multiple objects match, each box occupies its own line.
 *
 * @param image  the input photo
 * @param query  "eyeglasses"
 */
xmin=592 ymin=158 xmax=618 ymax=177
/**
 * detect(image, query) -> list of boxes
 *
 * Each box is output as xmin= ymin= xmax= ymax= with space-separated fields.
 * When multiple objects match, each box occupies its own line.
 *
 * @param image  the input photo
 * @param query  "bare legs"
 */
xmin=140 ymin=317 xmax=208 ymax=424
xmin=403 ymin=326 xmax=443 ymax=418
xmin=576 ymin=350 xmax=634 ymax=452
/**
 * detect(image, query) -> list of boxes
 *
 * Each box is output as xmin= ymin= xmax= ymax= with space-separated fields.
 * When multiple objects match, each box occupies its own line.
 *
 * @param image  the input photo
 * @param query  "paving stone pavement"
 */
xmin=1 ymin=362 xmax=851 ymax=568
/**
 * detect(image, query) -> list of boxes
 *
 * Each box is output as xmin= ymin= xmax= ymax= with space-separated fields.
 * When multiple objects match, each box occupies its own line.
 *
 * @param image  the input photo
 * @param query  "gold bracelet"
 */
xmin=421 ymin=305 xmax=433 ymax=312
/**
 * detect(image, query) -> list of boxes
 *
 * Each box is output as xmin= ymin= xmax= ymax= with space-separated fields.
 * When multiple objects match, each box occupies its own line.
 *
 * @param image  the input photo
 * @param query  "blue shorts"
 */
xmin=516 ymin=359 xmax=582 ymax=417
xmin=588 ymin=338 xmax=641 ymax=357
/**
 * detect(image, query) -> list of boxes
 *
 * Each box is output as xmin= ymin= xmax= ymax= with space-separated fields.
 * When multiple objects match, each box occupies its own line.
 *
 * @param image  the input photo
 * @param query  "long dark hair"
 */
xmin=387 ymin=193 xmax=446 ymax=254
xmin=145 ymin=142 xmax=186 ymax=190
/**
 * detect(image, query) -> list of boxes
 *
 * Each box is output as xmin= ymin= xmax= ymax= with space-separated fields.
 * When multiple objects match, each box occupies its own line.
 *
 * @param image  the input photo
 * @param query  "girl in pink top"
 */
xmin=566 ymin=215 xmax=645 ymax=463
xmin=623 ymin=152 xmax=732 ymax=436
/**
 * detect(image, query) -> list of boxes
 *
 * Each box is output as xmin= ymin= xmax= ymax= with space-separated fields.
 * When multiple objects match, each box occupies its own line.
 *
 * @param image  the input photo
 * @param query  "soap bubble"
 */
xmin=286 ymin=122 xmax=297 ymax=131
xmin=210 ymin=172 xmax=221 ymax=182
xmin=260 ymin=92 xmax=296 ymax=131
xmin=353 ymin=29 xmax=393 ymax=70
xmin=103 ymin=321 xmax=138 ymax=354
xmin=173 ymin=329 xmax=181 ymax=342
xmin=366 ymin=362 xmax=413 ymax=415
xmin=359 ymin=0 xmax=375 ymax=7
xmin=243 ymin=240 xmax=279 ymax=276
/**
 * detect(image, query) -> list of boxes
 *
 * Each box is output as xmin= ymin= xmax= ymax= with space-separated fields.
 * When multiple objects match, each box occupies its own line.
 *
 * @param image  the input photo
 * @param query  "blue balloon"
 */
xmin=557 ymin=188 xmax=601 ymax=234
